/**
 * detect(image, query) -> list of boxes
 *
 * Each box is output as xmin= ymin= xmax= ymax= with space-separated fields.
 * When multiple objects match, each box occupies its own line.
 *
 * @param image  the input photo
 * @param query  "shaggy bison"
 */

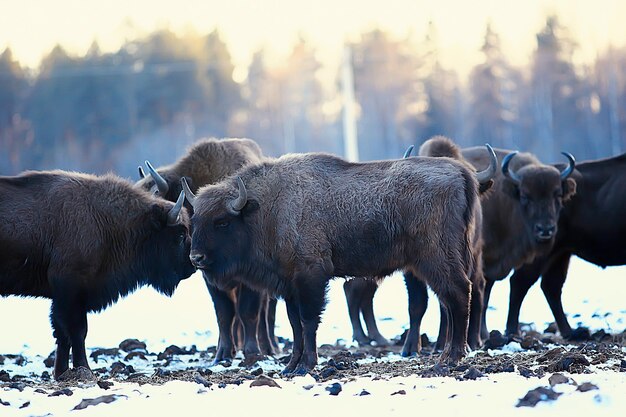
xmin=184 ymin=152 xmax=481 ymax=374
xmin=136 ymin=137 xmax=277 ymax=364
xmin=461 ymin=146 xmax=577 ymax=337
xmin=343 ymin=139 xmax=496 ymax=353
xmin=0 ymin=170 xmax=194 ymax=379
xmin=401 ymin=136 xmax=492 ymax=355
xmin=505 ymin=152 xmax=626 ymax=339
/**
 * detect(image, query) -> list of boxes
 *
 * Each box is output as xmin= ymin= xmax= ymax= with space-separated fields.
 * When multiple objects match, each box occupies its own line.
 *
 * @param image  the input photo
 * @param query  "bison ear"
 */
xmin=562 ymin=177 xmax=577 ymax=202
xmin=501 ymin=179 xmax=519 ymax=199
xmin=241 ymin=198 xmax=260 ymax=216
xmin=149 ymin=204 xmax=167 ymax=230
xmin=478 ymin=179 xmax=494 ymax=195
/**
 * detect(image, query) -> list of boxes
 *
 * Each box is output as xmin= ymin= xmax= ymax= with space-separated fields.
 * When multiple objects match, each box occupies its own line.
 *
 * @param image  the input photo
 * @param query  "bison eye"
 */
xmin=520 ymin=194 xmax=529 ymax=205
xmin=214 ymin=219 xmax=230 ymax=229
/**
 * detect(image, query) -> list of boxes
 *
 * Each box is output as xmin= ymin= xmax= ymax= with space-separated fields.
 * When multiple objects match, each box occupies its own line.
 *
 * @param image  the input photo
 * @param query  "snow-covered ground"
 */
xmin=1 ymin=257 xmax=625 ymax=416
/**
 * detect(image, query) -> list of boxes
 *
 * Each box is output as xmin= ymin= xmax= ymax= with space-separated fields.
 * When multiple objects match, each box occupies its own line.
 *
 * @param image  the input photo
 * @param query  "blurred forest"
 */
xmin=1 ymin=16 xmax=625 ymax=177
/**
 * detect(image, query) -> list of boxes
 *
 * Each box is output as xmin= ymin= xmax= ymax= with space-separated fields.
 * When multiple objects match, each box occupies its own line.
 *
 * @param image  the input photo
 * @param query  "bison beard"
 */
xmin=187 ymin=152 xmax=479 ymax=375
xmin=0 ymin=171 xmax=195 ymax=380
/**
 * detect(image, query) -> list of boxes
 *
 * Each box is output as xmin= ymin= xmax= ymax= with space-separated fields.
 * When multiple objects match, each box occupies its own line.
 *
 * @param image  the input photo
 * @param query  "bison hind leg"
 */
xmin=413 ymin=260 xmax=471 ymax=364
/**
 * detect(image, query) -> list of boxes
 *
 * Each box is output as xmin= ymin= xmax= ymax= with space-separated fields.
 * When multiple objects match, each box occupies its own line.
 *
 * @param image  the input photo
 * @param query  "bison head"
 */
xmin=141 ymin=191 xmax=196 ymax=296
xmin=501 ymin=152 xmax=576 ymax=244
xmin=182 ymin=177 xmax=258 ymax=284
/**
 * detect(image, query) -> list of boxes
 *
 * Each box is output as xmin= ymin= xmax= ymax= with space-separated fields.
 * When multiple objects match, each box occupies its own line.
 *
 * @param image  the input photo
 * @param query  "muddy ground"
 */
xmin=1 ymin=325 xmax=624 ymax=403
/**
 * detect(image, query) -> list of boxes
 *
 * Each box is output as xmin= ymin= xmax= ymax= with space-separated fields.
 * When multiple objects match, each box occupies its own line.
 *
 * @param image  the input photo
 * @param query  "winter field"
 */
xmin=0 ymin=256 xmax=624 ymax=416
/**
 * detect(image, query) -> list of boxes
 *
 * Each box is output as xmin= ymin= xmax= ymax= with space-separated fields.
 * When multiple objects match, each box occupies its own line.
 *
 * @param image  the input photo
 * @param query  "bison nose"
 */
xmin=534 ymin=224 xmax=556 ymax=241
xmin=189 ymin=252 xmax=208 ymax=268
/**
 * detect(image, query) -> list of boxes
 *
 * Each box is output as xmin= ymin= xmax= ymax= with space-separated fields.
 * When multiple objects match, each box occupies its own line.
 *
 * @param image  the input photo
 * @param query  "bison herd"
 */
xmin=1 ymin=136 xmax=624 ymax=380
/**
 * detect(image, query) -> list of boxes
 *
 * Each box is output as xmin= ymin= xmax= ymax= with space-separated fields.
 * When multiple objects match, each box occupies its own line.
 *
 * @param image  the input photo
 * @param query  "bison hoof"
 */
xmin=240 ymin=353 xmax=266 ymax=368
xmin=56 ymin=366 xmax=96 ymax=382
xmin=211 ymin=358 xmax=233 ymax=367
xmin=401 ymin=350 xmax=418 ymax=358
xmin=566 ymin=327 xmax=591 ymax=341
xmin=371 ymin=336 xmax=390 ymax=347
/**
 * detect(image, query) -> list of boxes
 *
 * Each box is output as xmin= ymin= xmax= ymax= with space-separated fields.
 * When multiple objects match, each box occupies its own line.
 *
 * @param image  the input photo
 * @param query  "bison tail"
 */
xmin=459 ymin=166 xmax=479 ymax=276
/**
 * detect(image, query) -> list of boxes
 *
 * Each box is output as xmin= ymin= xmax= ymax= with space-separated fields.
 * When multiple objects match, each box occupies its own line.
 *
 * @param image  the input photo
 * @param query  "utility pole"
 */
xmin=341 ymin=45 xmax=359 ymax=162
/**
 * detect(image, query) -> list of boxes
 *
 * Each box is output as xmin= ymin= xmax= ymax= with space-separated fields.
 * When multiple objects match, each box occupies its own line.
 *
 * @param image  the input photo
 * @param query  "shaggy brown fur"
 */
xmin=0 ymin=170 xmax=195 ymax=379
xmin=189 ymin=152 xmax=480 ymax=374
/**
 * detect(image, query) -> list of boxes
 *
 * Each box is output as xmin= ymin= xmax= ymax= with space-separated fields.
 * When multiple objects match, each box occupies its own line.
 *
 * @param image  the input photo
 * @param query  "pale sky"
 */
xmin=0 ymin=0 xmax=624 ymax=76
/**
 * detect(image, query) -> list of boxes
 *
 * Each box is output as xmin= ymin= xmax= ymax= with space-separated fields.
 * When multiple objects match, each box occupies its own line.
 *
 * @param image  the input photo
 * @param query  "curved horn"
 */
xmin=138 ymin=166 xmax=146 ymax=179
xmin=181 ymin=177 xmax=196 ymax=209
xmin=145 ymin=160 xmax=169 ymax=195
xmin=559 ymin=152 xmax=576 ymax=180
xmin=229 ymin=177 xmax=248 ymax=213
xmin=167 ymin=191 xmax=184 ymax=225
xmin=403 ymin=145 xmax=414 ymax=159
xmin=476 ymin=143 xmax=497 ymax=184
xmin=501 ymin=151 xmax=522 ymax=185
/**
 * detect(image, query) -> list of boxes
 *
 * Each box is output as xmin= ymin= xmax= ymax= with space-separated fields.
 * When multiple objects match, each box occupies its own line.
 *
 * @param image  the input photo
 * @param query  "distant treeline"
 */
xmin=1 ymin=15 xmax=625 ymax=177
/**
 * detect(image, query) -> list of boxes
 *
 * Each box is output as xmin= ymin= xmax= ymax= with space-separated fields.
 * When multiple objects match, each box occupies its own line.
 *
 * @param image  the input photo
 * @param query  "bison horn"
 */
xmin=403 ymin=145 xmax=414 ymax=159
xmin=229 ymin=177 xmax=248 ymax=213
xmin=167 ymin=191 xmax=185 ymax=225
xmin=501 ymin=151 xmax=522 ymax=185
xmin=181 ymin=177 xmax=196 ymax=209
xmin=559 ymin=152 xmax=576 ymax=180
xmin=138 ymin=166 xmax=146 ymax=179
xmin=476 ymin=144 xmax=497 ymax=184
xmin=145 ymin=160 xmax=169 ymax=195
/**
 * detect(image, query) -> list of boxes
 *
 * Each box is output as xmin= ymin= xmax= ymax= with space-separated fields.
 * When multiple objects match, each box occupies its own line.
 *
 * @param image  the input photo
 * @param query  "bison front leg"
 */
xmin=360 ymin=280 xmax=389 ymax=347
xmin=283 ymin=274 xmax=328 ymax=376
xmin=50 ymin=296 xmax=93 ymax=381
xmin=401 ymin=272 xmax=428 ymax=356
xmin=237 ymin=285 xmax=265 ymax=365
xmin=282 ymin=298 xmax=304 ymax=375
xmin=343 ymin=280 xmax=370 ymax=345
xmin=205 ymin=282 xmax=236 ymax=365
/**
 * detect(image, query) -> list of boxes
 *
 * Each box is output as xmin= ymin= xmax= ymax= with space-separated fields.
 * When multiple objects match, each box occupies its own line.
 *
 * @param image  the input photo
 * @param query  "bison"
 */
xmin=504 ymin=152 xmax=626 ymax=339
xmin=0 ymin=170 xmax=194 ymax=380
xmin=343 ymin=143 xmax=576 ymax=348
xmin=136 ymin=137 xmax=278 ymax=364
xmin=461 ymin=146 xmax=577 ymax=337
xmin=184 ymin=152 xmax=482 ymax=374
xmin=400 ymin=136 xmax=492 ymax=355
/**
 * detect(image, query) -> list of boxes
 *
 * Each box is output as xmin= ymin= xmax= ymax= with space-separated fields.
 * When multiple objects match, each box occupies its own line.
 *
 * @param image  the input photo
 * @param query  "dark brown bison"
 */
xmin=504 ymin=153 xmax=626 ymax=339
xmin=400 ymin=136 xmax=491 ymax=355
xmin=136 ymin=137 xmax=277 ymax=364
xmin=343 ymin=139 xmax=496 ymax=352
xmin=184 ymin=152 xmax=481 ymax=374
xmin=0 ymin=170 xmax=194 ymax=380
xmin=461 ymin=146 xmax=577 ymax=337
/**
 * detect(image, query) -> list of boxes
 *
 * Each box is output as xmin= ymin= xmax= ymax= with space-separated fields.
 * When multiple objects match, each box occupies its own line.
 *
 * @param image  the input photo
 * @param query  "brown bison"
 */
xmin=136 ymin=137 xmax=277 ymax=364
xmin=184 ymin=152 xmax=481 ymax=374
xmin=0 ymin=170 xmax=194 ymax=380
xmin=400 ymin=136 xmax=491 ymax=355
xmin=505 ymin=153 xmax=626 ymax=339
xmin=343 ymin=139 xmax=496 ymax=352
xmin=461 ymin=146 xmax=576 ymax=337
